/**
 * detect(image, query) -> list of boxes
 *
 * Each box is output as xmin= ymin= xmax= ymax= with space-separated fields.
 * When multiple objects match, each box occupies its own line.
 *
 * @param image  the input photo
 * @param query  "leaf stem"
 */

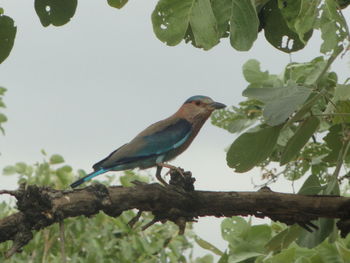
xmin=286 ymin=47 xmax=343 ymax=127
xmin=332 ymin=132 xmax=350 ymax=179
xmin=59 ymin=220 xmax=66 ymax=263
xmin=313 ymin=113 xmax=350 ymax=117
xmin=315 ymin=46 xmax=343 ymax=87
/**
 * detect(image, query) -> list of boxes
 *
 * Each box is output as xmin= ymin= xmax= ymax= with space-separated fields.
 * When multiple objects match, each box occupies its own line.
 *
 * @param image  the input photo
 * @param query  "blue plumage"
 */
xmin=184 ymin=95 xmax=211 ymax=104
xmin=70 ymin=95 xmax=225 ymax=188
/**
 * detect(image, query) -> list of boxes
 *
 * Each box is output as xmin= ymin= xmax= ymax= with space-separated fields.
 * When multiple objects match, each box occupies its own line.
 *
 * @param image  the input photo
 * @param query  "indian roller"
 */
xmin=70 ymin=95 xmax=226 ymax=188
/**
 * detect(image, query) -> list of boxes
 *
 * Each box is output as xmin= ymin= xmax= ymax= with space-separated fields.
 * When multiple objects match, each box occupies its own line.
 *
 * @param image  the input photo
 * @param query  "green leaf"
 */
xmin=107 ymin=0 xmax=128 ymax=9
xmin=333 ymin=101 xmax=350 ymax=124
xmin=294 ymin=0 xmax=320 ymax=43
xmin=221 ymin=217 xmax=249 ymax=242
xmin=298 ymin=174 xmax=323 ymax=195
xmin=265 ymin=225 xmax=302 ymax=252
xmin=323 ymin=124 xmax=342 ymax=164
xmin=320 ymin=0 xmax=348 ymax=54
xmin=277 ymin=127 xmax=294 ymax=147
xmin=278 ymin=0 xmax=301 ymax=32
xmin=34 ymin=0 xmax=78 ymax=27
xmin=243 ymin=83 xmax=312 ymax=126
xmin=194 ymin=254 xmax=214 ymax=263
xmin=265 ymin=247 xmax=296 ymax=263
xmin=211 ymin=0 xmax=231 ymax=37
xmin=284 ymin=57 xmax=327 ymax=85
xmin=336 ymin=242 xmax=350 ymax=262
xmin=296 ymin=218 xmax=335 ymax=249
xmin=229 ymin=0 xmax=259 ymax=51
xmin=3 ymin=165 xmax=16 ymax=175
xmin=226 ymin=118 xmax=256 ymax=134
xmin=334 ymin=84 xmax=350 ymax=102
xmin=226 ymin=125 xmax=281 ymax=172
xmin=242 ymin=59 xmax=269 ymax=84
xmin=189 ymin=0 xmax=219 ymax=50
xmin=280 ymin=116 xmax=320 ymax=165
xmin=320 ymin=19 xmax=338 ymax=54
xmin=261 ymin=0 xmax=311 ymax=53
xmin=152 ymin=0 xmax=219 ymax=50
xmin=0 ymin=86 xmax=7 ymax=95
xmin=0 ymin=15 xmax=17 ymax=64
xmin=296 ymin=174 xmax=337 ymax=248
xmin=228 ymin=251 xmax=264 ymax=263
xmin=211 ymin=106 xmax=259 ymax=134
xmin=221 ymin=217 xmax=271 ymax=262
xmin=0 ymin=99 xmax=5 ymax=108
xmin=152 ymin=0 xmax=193 ymax=46
xmin=218 ymin=253 xmax=229 ymax=263
xmin=49 ymin=154 xmax=65 ymax=164
xmin=0 ymin=113 xmax=7 ymax=123
xmin=264 ymin=89 xmax=312 ymax=126
xmin=195 ymin=236 xmax=223 ymax=256
xmin=14 ymin=162 xmax=27 ymax=174
xmin=324 ymin=175 xmax=340 ymax=196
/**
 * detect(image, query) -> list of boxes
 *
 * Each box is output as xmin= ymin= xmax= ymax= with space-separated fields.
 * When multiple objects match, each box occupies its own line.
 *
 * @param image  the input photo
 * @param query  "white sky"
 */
xmin=0 ymin=1 xmax=349 ymax=258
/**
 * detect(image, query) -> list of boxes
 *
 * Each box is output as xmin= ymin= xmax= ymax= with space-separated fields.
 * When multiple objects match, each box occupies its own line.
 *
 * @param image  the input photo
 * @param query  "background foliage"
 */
xmin=1 ymin=155 xmax=214 ymax=262
xmin=1 ymin=0 xmax=350 ymax=262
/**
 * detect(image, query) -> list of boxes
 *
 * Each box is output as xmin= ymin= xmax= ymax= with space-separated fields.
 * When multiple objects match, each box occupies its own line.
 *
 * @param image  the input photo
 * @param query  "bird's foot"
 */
xmin=155 ymin=164 xmax=196 ymax=191
xmin=158 ymin=163 xmax=186 ymax=178
xmin=155 ymin=165 xmax=169 ymax=186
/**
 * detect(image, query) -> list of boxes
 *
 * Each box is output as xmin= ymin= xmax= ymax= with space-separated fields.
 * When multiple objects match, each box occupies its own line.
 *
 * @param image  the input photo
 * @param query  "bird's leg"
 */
xmin=155 ymin=165 xmax=168 ymax=186
xmin=157 ymin=163 xmax=185 ymax=178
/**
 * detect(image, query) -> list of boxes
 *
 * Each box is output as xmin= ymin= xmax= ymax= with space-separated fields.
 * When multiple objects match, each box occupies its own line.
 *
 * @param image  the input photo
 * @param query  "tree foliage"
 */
xmin=1 ymin=0 xmax=349 ymax=64
xmin=0 ymin=87 xmax=6 ymax=135
xmin=1 ymin=154 xmax=213 ymax=262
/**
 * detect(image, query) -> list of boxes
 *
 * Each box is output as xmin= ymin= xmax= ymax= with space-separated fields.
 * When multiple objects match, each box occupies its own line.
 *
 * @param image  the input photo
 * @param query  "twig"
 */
xmin=313 ymin=113 xmax=350 ymax=117
xmin=338 ymin=9 xmax=350 ymax=58
xmin=315 ymin=46 xmax=343 ymax=87
xmin=0 ymin=190 xmax=17 ymax=197
xmin=142 ymin=217 xmax=159 ymax=231
xmin=285 ymin=47 xmax=343 ymax=127
xmin=332 ymin=135 xmax=350 ymax=180
xmin=59 ymin=220 xmax=66 ymax=263
xmin=128 ymin=210 xmax=143 ymax=228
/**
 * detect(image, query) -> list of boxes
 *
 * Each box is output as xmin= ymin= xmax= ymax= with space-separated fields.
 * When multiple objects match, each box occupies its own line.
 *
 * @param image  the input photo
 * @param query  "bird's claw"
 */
xmin=155 ymin=164 xmax=195 ymax=191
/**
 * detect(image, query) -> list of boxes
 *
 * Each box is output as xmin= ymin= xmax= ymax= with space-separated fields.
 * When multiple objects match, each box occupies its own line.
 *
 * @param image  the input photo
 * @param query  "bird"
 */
xmin=70 ymin=95 xmax=226 ymax=188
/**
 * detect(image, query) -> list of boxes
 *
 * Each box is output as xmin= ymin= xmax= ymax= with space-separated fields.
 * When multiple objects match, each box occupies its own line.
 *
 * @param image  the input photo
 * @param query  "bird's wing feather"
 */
xmin=93 ymin=118 xmax=192 ymax=170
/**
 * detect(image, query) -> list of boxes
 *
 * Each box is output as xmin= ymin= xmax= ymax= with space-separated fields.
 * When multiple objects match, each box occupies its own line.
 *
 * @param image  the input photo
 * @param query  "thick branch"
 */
xmin=1 ymin=183 xmax=350 ymax=257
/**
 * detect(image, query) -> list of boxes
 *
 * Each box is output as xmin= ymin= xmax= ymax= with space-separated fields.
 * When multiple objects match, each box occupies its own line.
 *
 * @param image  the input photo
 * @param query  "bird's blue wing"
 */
xmin=139 ymin=118 xmax=192 ymax=156
xmin=93 ymin=118 xmax=192 ymax=170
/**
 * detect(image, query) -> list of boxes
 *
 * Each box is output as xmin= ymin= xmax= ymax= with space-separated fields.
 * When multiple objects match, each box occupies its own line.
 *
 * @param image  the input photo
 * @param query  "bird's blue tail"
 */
xmin=70 ymin=169 xmax=107 ymax=188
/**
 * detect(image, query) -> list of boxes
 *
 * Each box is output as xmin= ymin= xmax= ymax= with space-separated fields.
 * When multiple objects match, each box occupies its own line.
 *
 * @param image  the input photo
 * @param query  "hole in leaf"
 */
xmin=281 ymin=35 xmax=289 ymax=49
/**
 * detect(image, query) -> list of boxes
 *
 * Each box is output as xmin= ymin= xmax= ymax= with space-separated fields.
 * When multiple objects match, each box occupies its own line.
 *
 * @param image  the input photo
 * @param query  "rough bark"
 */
xmin=1 ymin=181 xmax=350 ymax=258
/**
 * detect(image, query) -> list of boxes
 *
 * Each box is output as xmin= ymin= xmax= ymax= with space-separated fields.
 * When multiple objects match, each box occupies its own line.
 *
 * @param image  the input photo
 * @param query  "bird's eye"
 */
xmin=195 ymin=101 xmax=201 ymax=106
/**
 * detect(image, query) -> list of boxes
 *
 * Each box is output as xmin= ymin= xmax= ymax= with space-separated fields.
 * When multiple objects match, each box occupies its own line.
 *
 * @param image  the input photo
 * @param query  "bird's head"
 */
xmin=177 ymin=95 xmax=226 ymax=122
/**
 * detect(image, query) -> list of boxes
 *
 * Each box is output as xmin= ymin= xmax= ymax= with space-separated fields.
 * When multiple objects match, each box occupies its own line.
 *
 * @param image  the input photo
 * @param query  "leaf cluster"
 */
xmin=212 ymin=215 xmax=350 ymax=263
xmin=1 ymin=0 xmax=350 ymax=64
xmin=0 ymin=87 xmax=6 ymax=134
xmin=1 ymin=152 xmax=215 ymax=262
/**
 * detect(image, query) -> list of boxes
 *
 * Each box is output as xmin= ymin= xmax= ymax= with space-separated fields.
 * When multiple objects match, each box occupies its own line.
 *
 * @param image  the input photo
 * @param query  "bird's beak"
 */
xmin=209 ymin=101 xmax=226 ymax=110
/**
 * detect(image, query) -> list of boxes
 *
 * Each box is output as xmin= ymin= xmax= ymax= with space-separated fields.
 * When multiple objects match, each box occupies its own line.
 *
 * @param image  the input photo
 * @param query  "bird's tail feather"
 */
xmin=70 ymin=169 xmax=107 ymax=188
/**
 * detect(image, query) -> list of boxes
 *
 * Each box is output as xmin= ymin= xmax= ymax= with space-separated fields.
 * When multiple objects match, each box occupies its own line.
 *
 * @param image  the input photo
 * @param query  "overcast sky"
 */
xmin=0 ymin=1 xmax=349 ymax=257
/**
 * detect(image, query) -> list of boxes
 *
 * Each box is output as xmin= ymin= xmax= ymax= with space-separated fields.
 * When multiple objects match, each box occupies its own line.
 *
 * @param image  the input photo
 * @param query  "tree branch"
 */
xmin=1 ymin=181 xmax=350 ymax=257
